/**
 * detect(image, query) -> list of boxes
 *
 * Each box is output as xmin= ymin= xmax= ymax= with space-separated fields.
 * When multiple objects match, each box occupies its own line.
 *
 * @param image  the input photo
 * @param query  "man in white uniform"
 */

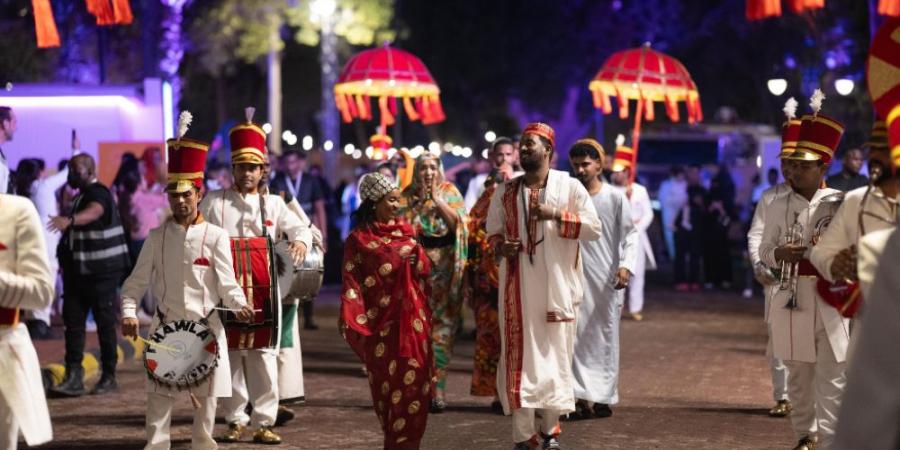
xmin=610 ymin=140 xmax=655 ymax=321
xmin=747 ymin=98 xmax=800 ymax=418
xmin=201 ymin=108 xmax=311 ymax=445
xmin=121 ymin=123 xmax=254 ymax=450
xmin=568 ymin=139 xmax=637 ymax=420
xmin=487 ymin=123 xmax=602 ymax=449
xmin=759 ymin=101 xmax=850 ymax=450
xmin=809 ymin=120 xmax=897 ymax=325
xmin=0 ymin=194 xmax=54 ymax=450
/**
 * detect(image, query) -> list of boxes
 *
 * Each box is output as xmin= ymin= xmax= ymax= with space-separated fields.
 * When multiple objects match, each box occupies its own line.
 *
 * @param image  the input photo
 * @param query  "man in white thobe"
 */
xmin=121 ymin=135 xmax=253 ymax=449
xmin=747 ymin=156 xmax=795 ymax=418
xmin=201 ymin=112 xmax=311 ymax=444
xmin=487 ymin=123 xmax=601 ymax=449
xmin=0 ymin=194 xmax=54 ymax=450
xmin=568 ymin=139 xmax=637 ymax=419
xmin=759 ymin=113 xmax=850 ymax=450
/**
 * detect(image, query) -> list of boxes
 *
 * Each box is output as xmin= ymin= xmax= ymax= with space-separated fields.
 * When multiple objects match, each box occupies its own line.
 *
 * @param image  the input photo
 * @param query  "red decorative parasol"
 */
xmin=589 ymin=43 xmax=702 ymax=179
xmin=334 ymin=43 xmax=445 ymax=159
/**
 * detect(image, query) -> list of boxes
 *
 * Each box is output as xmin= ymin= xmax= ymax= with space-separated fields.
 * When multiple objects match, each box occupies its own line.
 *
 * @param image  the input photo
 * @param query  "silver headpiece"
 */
xmin=359 ymin=172 xmax=396 ymax=203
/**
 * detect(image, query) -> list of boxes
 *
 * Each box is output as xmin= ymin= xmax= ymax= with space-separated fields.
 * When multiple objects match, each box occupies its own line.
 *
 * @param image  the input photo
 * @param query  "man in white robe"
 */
xmin=487 ymin=123 xmax=601 ymax=449
xmin=0 ymin=194 xmax=54 ymax=450
xmin=200 ymin=111 xmax=311 ymax=444
xmin=568 ymin=139 xmax=637 ymax=419
xmin=121 ymin=134 xmax=253 ymax=450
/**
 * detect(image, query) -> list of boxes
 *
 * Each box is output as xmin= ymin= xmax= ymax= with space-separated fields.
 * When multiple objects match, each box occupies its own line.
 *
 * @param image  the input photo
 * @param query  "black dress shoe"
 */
xmin=303 ymin=322 xmax=319 ymax=330
xmin=50 ymin=366 xmax=85 ymax=398
xmin=430 ymin=397 xmax=446 ymax=413
xmin=592 ymin=403 xmax=613 ymax=418
xmin=490 ymin=400 xmax=504 ymax=415
xmin=90 ymin=374 xmax=117 ymax=395
xmin=274 ymin=405 xmax=295 ymax=427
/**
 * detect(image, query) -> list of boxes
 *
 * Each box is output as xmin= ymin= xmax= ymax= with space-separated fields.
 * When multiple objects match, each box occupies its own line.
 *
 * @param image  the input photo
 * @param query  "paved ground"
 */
xmin=30 ymin=286 xmax=792 ymax=449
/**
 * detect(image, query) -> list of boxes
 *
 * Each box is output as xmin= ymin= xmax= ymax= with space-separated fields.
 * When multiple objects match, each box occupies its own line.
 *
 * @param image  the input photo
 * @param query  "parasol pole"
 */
xmin=631 ymin=97 xmax=644 ymax=184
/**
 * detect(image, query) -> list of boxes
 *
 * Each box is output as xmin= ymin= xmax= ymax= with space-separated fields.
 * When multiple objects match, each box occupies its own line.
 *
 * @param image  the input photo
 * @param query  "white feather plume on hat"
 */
xmin=783 ymin=97 xmax=798 ymax=120
xmin=809 ymin=89 xmax=825 ymax=116
xmin=177 ymin=111 xmax=193 ymax=140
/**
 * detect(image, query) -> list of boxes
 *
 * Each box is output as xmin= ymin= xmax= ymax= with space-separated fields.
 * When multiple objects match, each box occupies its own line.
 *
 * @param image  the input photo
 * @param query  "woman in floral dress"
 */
xmin=398 ymin=154 xmax=468 ymax=412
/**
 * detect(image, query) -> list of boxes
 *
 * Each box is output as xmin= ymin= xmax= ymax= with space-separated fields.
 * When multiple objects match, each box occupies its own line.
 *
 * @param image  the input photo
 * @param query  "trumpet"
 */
xmin=779 ymin=212 xmax=803 ymax=309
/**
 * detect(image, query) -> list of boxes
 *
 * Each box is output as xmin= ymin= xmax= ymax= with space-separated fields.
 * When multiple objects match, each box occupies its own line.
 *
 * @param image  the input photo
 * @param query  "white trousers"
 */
xmin=512 ymin=408 xmax=562 ymax=443
xmin=767 ymin=324 xmax=789 ymax=402
xmin=0 ymin=396 xmax=19 ymax=450
xmin=628 ymin=251 xmax=646 ymax=314
xmin=277 ymin=312 xmax=305 ymax=401
xmin=784 ymin=317 xmax=847 ymax=449
xmin=145 ymin=392 xmax=217 ymax=450
xmin=222 ymin=349 xmax=279 ymax=428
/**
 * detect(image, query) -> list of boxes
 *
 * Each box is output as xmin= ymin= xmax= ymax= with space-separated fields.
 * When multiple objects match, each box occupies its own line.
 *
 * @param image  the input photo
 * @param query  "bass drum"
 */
xmin=275 ymin=240 xmax=324 ymax=303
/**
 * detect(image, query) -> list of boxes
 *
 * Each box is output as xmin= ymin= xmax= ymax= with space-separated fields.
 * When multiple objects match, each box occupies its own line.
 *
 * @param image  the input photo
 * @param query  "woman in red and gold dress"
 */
xmin=340 ymin=172 xmax=434 ymax=450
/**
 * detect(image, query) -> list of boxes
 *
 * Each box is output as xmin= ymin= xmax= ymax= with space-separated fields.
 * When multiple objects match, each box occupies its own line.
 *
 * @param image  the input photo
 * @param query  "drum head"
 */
xmin=143 ymin=320 xmax=218 ymax=389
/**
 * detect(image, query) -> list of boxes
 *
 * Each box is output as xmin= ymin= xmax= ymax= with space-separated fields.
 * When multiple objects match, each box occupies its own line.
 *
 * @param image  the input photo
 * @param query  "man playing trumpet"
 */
xmin=758 ymin=91 xmax=850 ymax=450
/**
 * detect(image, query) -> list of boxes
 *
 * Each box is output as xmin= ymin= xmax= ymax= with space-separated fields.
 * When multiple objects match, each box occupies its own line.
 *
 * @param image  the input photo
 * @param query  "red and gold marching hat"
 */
xmin=230 ymin=107 xmax=267 ymax=165
xmin=522 ymin=122 xmax=556 ymax=149
xmin=780 ymin=97 xmax=801 ymax=158
xmin=867 ymin=17 xmax=900 ymax=171
xmin=786 ymin=90 xmax=844 ymax=165
xmin=166 ymin=111 xmax=209 ymax=193
xmin=611 ymin=134 xmax=636 ymax=172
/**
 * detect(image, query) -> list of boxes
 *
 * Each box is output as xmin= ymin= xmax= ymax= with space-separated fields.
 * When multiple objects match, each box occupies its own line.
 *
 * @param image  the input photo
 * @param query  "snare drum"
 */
xmin=143 ymin=319 xmax=218 ymax=389
xmin=276 ymin=240 xmax=325 ymax=303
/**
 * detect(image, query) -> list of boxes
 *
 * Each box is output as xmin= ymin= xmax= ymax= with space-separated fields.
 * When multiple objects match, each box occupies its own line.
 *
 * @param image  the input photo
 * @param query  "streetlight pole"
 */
xmin=312 ymin=0 xmax=339 ymax=178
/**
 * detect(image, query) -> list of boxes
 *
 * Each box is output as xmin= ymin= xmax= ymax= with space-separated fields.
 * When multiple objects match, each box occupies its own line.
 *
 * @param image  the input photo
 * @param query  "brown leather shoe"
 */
xmin=219 ymin=422 xmax=245 ymax=443
xmin=769 ymin=400 xmax=792 ymax=417
xmin=792 ymin=436 xmax=816 ymax=450
xmin=253 ymin=426 xmax=282 ymax=445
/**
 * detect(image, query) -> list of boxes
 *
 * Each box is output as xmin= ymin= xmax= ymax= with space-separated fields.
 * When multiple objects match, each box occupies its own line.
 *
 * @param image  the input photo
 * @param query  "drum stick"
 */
xmin=136 ymin=336 xmax=181 ymax=353
xmin=213 ymin=307 xmax=264 ymax=312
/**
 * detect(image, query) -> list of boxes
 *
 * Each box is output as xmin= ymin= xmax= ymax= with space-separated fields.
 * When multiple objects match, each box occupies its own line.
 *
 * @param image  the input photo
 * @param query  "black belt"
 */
xmin=420 ymin=233 xmax=455 ymax=249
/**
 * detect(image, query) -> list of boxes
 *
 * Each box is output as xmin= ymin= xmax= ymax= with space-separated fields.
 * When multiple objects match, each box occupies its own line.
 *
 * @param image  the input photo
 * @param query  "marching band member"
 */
xmin=120 ymin=114 xmax=253 ymax=450
xmin=809 ymin=120 xmax=897 ymax=323
xmin=747 ymin=97 xmax=800 ymax=418
xmin=0 ymin=194 xmax=54 ymax=450
xmin=200 ymin=108 xmax=311 ymax=445
xmin=609 ymin=135 xmax=655 ymax=321
xmin=833 ymin=20 xmax=900 ymax=447
xmin=759 ymin=91 xmax=850 ymax=450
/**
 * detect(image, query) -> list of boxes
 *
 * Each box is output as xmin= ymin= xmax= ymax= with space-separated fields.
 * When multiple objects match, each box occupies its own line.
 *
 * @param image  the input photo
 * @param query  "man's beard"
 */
xmin=520 ymin=155 xmax=542 ymax=172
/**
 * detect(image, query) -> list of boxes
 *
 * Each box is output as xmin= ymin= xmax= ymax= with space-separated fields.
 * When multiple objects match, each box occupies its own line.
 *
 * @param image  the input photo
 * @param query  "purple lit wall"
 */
xmin=1 ymin=79 xmax=167 ymax=169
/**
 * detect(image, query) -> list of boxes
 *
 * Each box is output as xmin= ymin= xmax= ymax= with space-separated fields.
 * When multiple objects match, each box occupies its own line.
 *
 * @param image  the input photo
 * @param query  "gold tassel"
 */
xmin=111 ymin=0 xmax=133 ymax=24
xmin=403 ymin=96 xmax=420 ymax=121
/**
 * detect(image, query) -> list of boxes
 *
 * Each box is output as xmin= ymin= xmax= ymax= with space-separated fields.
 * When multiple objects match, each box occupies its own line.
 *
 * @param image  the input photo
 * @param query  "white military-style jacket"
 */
xmin=0 ymin=195 xmax=54 ymax=446
xmin=759 ymin=188 xmax=851 ymax=363
xmin=122 ymin=215 xmax=247 ymax=397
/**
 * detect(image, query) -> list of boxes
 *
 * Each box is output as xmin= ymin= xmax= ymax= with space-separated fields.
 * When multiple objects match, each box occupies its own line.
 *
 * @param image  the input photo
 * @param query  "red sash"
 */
xmin=499 ymin=179 xmax=524 ymax=409
xmin=798 ymin=259 xmax=862 ymax=318
xmin=0 ymin=307 xmax=19 ymax=327
xmin=224 ymin=237 xmax=279 ymax=349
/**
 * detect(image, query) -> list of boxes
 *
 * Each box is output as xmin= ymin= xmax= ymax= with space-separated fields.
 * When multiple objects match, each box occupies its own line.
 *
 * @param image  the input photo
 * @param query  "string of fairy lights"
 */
xmin=261 ymin=122 xmax=498 ymax=161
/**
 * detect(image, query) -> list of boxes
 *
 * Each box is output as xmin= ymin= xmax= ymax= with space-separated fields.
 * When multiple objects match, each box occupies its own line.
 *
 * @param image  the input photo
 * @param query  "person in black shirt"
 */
xmin=826 ymin=148 xmax=868 ymax=192
xmin=47 ymin=154 xmax=129 ymax=397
